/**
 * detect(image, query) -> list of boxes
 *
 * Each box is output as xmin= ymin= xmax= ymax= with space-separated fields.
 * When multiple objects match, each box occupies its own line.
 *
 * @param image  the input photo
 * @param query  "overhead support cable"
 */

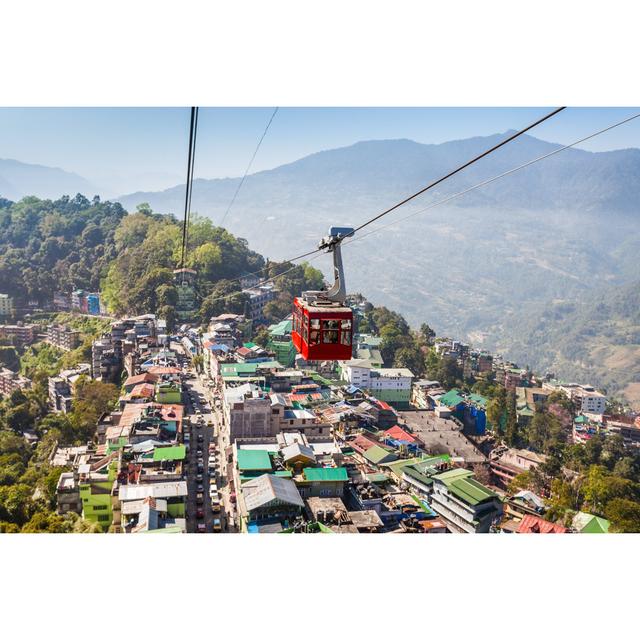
xmin=219 ymin=106 xmax=279 ymax=228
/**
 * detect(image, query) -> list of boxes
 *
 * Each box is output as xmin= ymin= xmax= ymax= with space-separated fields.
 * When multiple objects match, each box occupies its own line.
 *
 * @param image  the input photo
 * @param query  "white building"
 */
xmin=340 ymin=359 xmax=414 ymax=405
xmin=0 ymin=294 xmax=14 ymax=317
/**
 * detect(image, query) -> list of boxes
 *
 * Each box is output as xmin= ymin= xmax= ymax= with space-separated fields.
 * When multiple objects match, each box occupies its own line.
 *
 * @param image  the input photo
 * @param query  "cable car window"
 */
xmin=309 ymin=330 xmax=320 ymax=344
xmin=323 ymin=330 xmax=339 ymax=344
xmin=310 ymin=318 xmax=320 ymax=330
xmin=340 ymin=332 xmax=351 ymax=346
xmin=303 ymin=324 xmax=308 ymax=342
xmin=322 ymin=319 xmax=339 ymax=331
xmin=340 ymin=319 xmax=352 ymax=330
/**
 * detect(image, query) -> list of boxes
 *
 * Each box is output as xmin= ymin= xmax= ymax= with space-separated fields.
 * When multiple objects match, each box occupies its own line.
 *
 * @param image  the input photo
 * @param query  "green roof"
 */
xmin=365 ymin=472 xmax=389 ymax=483
xmin=575 ymin=415 xmax=589 ymax=424
xmin=468 ymin=393 xmax=488 ymax=408
xmin=268 ymin=319 xmax=292 ymax=336
xmin=447 ymin=476 xmax=497 ymax=506
xmin=302 ymin=467 xmax=349 ymax=482
xmin=237 ymin=449 xmax=273 ymax=471
xmin=439 ymin=389 xmax=466 ymax=407
xmin=152 ymin=445 xmax=186 ymax=461
xmin=574 ymin=512 xmax=610 ymax=533
xmin=243 ymin=342 xmax=256 ymax=348
xmin=383 ymin=456 xmax=425 ymax=478
xmin=363 ymin=445 xmax=398 ymax=465
xmin=434 ymin=467 xmax=474 ymax=483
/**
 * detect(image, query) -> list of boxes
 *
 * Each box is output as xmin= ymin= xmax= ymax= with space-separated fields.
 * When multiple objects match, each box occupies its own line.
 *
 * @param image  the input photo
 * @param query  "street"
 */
xmin=175 ymin=343 xmax=236 ymax=533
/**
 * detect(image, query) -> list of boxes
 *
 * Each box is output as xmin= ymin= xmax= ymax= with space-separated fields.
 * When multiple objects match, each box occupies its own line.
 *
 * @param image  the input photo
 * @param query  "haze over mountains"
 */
xmin=0 ymin=158 xmax=99 ymax=201
xmin=2 ymin=132 xmax=639 ymax=403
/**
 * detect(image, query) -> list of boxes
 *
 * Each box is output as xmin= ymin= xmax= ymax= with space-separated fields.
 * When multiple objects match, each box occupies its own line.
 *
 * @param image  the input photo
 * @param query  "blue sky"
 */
xmin=0 ymin=107 xmax=638 ymax=196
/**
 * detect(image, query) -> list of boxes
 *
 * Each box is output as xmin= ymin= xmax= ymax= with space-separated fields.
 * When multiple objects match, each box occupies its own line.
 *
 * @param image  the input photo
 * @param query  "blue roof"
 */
xmin=345 ymin=385 xmax=361 ymax=394
xmin=209 ymin=344 xmax=230 ymax=352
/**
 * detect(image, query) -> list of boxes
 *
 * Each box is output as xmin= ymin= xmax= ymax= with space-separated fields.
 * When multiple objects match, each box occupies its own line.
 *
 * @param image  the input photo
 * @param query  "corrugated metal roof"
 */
xmin=119 ymin=481 xmax=188 ymax=501
xmin=153 ymin=445 xmax=186 ymax=461
xmin=236 ymin=449 xmax=272 ymax=471
xmin=363 ymin=445 xmax=397 ymax=465
xmin=242 ymin=474 xmax=304 ymax=511
xmin=302 ymin=467 xmax=349 ymax=482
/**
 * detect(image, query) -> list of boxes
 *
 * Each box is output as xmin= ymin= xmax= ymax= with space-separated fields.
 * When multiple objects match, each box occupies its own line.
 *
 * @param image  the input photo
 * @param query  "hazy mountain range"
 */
xmin=0 ymin=158 xmax=99 ymax=201
xmin=2 ymin=133 xmax=639 ymax=404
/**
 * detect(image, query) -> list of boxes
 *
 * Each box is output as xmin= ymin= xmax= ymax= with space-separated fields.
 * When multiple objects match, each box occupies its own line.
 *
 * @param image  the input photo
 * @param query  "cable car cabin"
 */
xmin=291 ymin=297 xmax=353 ymax=361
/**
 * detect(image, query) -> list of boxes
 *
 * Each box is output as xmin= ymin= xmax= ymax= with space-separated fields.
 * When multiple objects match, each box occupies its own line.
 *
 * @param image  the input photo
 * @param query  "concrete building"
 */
xmin=267 ymin=319 xmax=296 ymax=367
xmin=341 ymin=360 xmax=414 ymax=405
xmin=242 ymin=283 xmax=276 ymax=321
xmin=224 ymin=383 xmax=273 ymax=441
xmin=46 ymin=324 xmax=81 ymax=351
xmin=430 ymin=468 xmax=503 ymax=533
xmin=0 ymin=367 xmax=31 ymax=397
xmin=0 ymin=323 xmax=37 ymax=347
xmin=0 ymin=293 xmax=14 ymax=317
xmin=48 ymin=363 xmax=91 ymax=412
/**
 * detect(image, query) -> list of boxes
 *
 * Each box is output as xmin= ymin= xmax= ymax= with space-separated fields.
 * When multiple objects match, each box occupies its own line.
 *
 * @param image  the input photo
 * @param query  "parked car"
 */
xmin=197 ymin=523 xmax=206 ymax=533
xmin=196 ymin=508 xmax=204 ymax=519
xmin=212 ymin=518 xmax=222 ymax=532
xmin=196 ymin=493 xmax=204 ymax=505
xmin=196 ymin=473 xmax=203 ymax=482
xmin=197 ymin=483 xmax=204 ymax=492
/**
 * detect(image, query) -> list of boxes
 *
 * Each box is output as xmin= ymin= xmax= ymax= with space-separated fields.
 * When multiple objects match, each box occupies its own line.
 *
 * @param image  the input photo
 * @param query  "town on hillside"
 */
xmin=1 ymin=281 xmax=638 ymax=534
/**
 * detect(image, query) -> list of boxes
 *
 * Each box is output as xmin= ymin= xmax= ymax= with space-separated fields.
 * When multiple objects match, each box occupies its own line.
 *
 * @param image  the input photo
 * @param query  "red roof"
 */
xmin=351 ymin=434 xmax=380 ymax=453
xmin=517 ymin=514 xmax=567 ymax=534
xmin=123 ymin=372 xmax=158 ymax=388
xmin=147 ymin=366 xmax=181 ymax=375
xmin=375 ymin=400 xmax=392 ymax=411
xmin=384 ymin=425 xmax=416 ymax=443
xmin=130 ymin=383 xmax=155 ymax=398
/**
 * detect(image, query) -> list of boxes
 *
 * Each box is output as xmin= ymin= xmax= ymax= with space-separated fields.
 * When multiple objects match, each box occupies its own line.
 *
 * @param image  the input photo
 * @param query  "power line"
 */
xmin=343 ymin=111 xmax=640 ymax=248
xmin=350 ymin=106 xmax=566 ymax=235
xmin=203 ymin=107 xmax=568 ymax=293
xmin=218 ymin=106 xmax=279 ymax=228
xmin=179 ymin=106 xmax=199 ymax=273
xmin=220 ymin=110 xmax=640 ymax=302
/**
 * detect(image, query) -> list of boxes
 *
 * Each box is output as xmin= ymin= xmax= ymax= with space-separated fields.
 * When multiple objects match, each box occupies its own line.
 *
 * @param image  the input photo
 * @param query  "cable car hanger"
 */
xmin=300 ymin=226 xmax=354 ymax=305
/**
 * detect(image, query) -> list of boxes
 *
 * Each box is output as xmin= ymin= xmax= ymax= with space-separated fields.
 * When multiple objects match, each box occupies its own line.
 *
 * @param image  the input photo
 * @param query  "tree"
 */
xmin=419 ymin=323 xmax=436 ymax=345
xmin=0 ymin=346 xmax=20 ymax=371
xmin=472 ymin=463 xmax=492 ymax=486
xmin=583 ymin=465 xmax=638 ymax=516
xmin=605 ymin=498 xmax=640 ymax=533
xmin=487 ymin=387 xmax=507 ymax=433
xmin=393 ymin=346 xmax=425 ymax=376
xmin=253 ymin=326 xmax=270 ymax=348
xmin=504 ymin=390 xmax=518 ymax=446
xmin=159 ymin=305 xmax=177 ymax=333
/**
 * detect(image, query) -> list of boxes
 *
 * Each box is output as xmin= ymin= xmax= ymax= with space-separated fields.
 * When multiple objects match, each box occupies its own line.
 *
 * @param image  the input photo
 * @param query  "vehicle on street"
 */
xmin=196 ymin=493 xmax=204 ymax=505
xmin=197 ymin=523 xmax=206 ymax=533
xmin=197 ymin=483 xmax=204 ymax=492
xmin=197 ymin=464 xmax=204 ymax=474
xmin=196 ymin=473 xmax=203 ymax=482
xmin=196 ymin=508 xmax=204 ymax=519
xmin=197 ymin=434 xmax=204 ymax=442
xmin=211 ymin=502 xmax=221 ymax=514
xmin=212 ymin=518 xmax=222 ymax=532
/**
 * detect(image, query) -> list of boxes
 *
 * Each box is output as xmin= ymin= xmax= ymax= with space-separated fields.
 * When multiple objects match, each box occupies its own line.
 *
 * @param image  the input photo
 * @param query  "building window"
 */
xmin=97 ymin=514 xmax=110 ymax=522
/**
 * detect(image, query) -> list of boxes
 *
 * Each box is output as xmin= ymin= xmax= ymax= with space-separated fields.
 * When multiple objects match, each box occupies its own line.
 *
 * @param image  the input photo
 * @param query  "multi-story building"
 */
xmin=242 ymin=283 xmax=276 ymax=321
xmin=489 ymin=446 xmax=546 ymax=489
xmin=0 ymin=323 xmax=37 ymax=347
xmin=46 ymin=324 xmax=81 ymax=351
xmin=430 ymin=467 xmax=503 ymax=533
xmin=0 ymin=367 xmax=31 ymax=397
xmin=341 ymin=360 xmax=414 ymax=406
xmin=223 ymin=383 xmax=273 ymax=440
xmin=266 ymin=319 xmax=296 ymax=367
xmin=48 ymin=363 xmax=91 ymax=412
xmin=0 ymin=293 xmax=14 ymax=317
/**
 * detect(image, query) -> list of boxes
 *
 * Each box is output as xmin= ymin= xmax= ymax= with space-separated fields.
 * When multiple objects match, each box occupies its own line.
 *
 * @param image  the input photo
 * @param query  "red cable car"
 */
xmin=291 ymin=227 xmax=354 ymax=361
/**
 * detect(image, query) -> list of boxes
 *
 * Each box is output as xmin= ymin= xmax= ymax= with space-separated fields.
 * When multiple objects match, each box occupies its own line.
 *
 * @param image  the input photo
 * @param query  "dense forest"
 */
xmin=0 ymin=194 xmax=126 ymax=306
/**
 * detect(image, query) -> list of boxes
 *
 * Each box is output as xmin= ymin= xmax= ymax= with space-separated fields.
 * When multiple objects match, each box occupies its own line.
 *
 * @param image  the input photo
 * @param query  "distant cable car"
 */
xmin=291 ymin=227 xmax=354 ymax=361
